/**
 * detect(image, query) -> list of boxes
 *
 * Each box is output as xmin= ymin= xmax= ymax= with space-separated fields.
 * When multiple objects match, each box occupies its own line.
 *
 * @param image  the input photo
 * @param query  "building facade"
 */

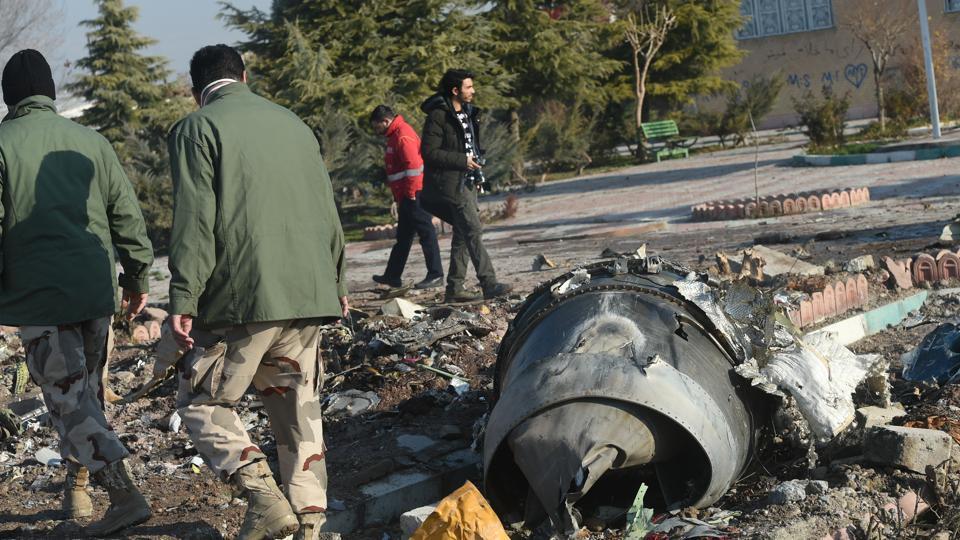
xmin=714 ymin=0 xmax=960 ymax=129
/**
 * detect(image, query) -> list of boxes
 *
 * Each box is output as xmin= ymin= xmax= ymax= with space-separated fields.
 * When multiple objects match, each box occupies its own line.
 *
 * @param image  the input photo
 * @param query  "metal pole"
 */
xmin=918 ymin=0 xmax=941 ymax=139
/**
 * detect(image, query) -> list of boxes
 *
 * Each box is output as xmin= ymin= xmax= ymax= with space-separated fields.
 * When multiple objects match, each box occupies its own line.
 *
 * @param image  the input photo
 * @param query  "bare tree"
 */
xmin=0 ymin=1 xmax=62 ymax=77
xmin=623 ymin=2 xmax=677 ymax=133
xmin=842 ymin=0 xmax=915 ymax=131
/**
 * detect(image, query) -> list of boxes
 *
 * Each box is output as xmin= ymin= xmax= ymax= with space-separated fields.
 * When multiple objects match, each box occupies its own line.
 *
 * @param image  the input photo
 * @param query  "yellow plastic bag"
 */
xmin=410 ymin=481 xmax=510 ymax=540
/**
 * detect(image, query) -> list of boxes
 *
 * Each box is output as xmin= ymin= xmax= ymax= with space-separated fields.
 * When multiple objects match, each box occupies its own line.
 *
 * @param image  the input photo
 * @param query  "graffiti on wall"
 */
xmin=784 ymin=63 xmax=869 ymax=90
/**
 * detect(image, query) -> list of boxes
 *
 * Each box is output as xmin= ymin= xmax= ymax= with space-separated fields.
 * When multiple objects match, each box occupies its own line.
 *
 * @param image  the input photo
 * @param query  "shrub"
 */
xmin=792 ymin=87 xmax=850 ymax=148
xmin=524 ymin=100 xmax=595 ymax=174
xmin=479 ymin=117 xmax=521 ymax=192
xmin=857 ymin=119 xmax=907 ymax=140
xmin=680 ymin=75 xmax=783 ymax=148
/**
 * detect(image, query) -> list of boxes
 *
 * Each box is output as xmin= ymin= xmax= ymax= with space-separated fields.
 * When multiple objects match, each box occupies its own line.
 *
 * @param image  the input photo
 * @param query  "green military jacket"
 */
xmin=0 ymin=96 xmax=153 ymax=326
xmin=167 ymin=83 xmax=347 ymax=329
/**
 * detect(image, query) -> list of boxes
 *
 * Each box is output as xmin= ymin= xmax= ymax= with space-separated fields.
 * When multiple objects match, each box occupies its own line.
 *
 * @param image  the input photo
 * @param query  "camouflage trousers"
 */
xmin=177 ymin=319 xmax=327 ymax=514
xmin=21 ymin=317 xmax=129 ymax=473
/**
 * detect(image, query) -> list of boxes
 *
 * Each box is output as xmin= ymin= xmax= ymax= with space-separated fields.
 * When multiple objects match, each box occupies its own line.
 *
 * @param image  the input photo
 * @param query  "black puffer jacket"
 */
xmin=419 ymin=93 xmax=482 ymax=201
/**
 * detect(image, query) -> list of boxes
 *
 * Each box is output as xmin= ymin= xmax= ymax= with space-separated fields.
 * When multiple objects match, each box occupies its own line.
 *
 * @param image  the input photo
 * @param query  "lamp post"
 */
xmin=918 ymin=0 xmax=941 ymax=139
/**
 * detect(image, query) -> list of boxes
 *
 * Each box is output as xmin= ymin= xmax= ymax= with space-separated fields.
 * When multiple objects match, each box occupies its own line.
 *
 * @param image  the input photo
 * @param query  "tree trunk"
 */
xmin=509 ymin=109 xmax=524 ymax=185
xmin=872 ymin=56 xmax=885 ymax=131
xmin=632 ymin=49 xmax=645 ymax=160
xmin=636 ymin=54 xmax=655 ymax=161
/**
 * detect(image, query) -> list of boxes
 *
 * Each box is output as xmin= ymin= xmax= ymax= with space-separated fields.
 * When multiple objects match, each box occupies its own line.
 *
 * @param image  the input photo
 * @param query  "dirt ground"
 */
xmin=3 ymin=137 xmax=960 ymax=539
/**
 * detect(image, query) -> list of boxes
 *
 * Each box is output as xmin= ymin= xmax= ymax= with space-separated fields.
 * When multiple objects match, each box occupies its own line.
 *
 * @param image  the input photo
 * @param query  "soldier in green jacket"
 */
xmin=167 ymin=45 xmax=348 ymax=540
xmin=0 ymin=50 xmax=154 ymax=536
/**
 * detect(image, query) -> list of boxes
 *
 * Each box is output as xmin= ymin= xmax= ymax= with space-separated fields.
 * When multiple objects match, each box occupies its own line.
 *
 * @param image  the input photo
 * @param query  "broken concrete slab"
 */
xmin=883 ymin=257 xmax=913 ymax=290
xmin=396 ymin=435 xmax=436 ymax=453
xmin=751 ymin=245 xmax=824 ymax=277
xmin=381 ymin=298 xmax=425 ymax=319
xmin=863 ymin=425 xmax=953 ymax=474
xmin=856 ymin=405 xmax=906 ymax=429
xmin=324 ymin=448 xmax=479 ymax=534
xmin=400 ymin=504 xmax=437 ymax=539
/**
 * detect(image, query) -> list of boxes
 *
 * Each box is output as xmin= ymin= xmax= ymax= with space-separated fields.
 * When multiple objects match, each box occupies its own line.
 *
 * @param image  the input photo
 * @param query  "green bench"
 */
xmin=640 ymin=120 xmax=696 ymax=162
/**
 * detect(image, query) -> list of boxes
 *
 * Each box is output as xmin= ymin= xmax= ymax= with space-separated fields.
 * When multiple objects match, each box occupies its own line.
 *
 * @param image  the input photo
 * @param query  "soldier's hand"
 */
xmin=466 ymin=155 xmax=482 ymax=170
xmin=122 ymin=290 xmax=148 ymax=321
xmin=339 ymin=296 xmax=350 ymax=319
xmin=171 ymin=314 xmax=195 ymax=350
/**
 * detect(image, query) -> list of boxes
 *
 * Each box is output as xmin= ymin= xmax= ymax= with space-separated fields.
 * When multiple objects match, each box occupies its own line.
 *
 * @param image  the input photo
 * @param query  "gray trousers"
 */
xmin=421 ymin=187 xmax=497 ymax=293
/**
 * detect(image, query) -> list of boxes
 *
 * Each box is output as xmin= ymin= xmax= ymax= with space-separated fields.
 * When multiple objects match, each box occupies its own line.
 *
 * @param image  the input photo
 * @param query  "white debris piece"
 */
xmin=739 ymin=331 xmax=881 ymax=444
xmin=381 ymin=298 xmax=425 ymax=320
xmin=552 ymin=269 xmax=591 ymax=296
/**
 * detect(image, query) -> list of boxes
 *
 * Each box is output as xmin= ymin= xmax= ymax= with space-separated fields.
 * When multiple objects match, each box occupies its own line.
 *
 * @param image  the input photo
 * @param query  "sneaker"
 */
xmin=414 ymin=276 xmax=444 ymax=290
xmin=444 ymin=288 xmax=482 ymax=303
xmin=373 ymin=274 xmax=402 ymax=288
xmin=482 ymin=282 xmax=513 ymax=300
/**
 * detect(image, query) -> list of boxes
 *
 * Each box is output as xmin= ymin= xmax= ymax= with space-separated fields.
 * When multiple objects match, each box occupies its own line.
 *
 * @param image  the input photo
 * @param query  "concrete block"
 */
xmin=396 ymin=435 xmax=437 ymax=453
xmin=782 ymin=198 xmax=795 ymax=215
xmin=400 ymin=505 xmax=437 ymax=539
xmin=808 ymin=195 xmax=821 ymax=211
xmin=856 ymin=405 xmax=906 ymax=429
xmin=864 ymin=425 xmax=953 ymax=473
xmin=770 ymin=200 xmax=783 ymax=216
xmin=812 ymin=292 xmax=825 ymax=323
xmin=795 ymin=197 xmax=807 ymax=213
xmin=787 ymin=308 xmax=801 ymax=328
xmin=830 ymin=192 xmax=841 ymax=207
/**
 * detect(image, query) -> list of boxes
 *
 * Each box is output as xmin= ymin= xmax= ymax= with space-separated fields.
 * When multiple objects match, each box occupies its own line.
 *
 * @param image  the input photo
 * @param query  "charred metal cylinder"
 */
xmin=483 ymin=258 xmax=760 ymax=532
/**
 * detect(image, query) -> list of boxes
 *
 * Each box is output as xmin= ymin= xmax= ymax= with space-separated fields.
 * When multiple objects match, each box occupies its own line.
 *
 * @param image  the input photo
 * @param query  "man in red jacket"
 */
xmin=371 ymin=105 xmax=444 ymax=289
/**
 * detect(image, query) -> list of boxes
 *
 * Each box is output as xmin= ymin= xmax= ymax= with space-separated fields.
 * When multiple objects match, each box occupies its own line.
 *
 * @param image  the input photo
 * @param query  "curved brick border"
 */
xmin=792 ymin=143 xmax=960 ymax=167
xmin=785 ymin=272 xmax=870 ymax=329
xmin=692 ymin=187 xmax=870 ymax=222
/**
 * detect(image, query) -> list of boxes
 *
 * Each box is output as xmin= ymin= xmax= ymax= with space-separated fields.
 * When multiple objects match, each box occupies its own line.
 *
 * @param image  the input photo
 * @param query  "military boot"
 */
xmin=62 ymin=462 xmax=93 ymax=519
xmin=232 ymin=460 xmax=299 ymax=540
xmin=294 ymin=512 xmax=324 ymax=540
xmin=86 ymin=459 xmax=152 ymax=536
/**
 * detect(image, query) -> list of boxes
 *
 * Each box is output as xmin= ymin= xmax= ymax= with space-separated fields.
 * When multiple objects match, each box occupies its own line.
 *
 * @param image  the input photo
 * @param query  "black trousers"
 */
xmin=420 ymin=187 xmax=497 ymax=293
xmin=383 ymin=192 xmax=444 ymax=281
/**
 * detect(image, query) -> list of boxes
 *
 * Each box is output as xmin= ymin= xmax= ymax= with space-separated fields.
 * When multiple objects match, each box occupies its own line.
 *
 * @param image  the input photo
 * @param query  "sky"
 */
xmin=58 ymin=0 xmax=272 ymax=82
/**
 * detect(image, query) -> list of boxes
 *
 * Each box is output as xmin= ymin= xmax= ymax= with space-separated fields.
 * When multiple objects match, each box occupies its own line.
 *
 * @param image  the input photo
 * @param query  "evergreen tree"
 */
xmin=222 ymin=0 xmax=513 ymax=200
xmin=648 ymin=0 xmax=743 ymax=104
xmin=67 ymin=0 xmax=170 ymax=158
xmin=223 ymin=0 xmax=512 ymax=120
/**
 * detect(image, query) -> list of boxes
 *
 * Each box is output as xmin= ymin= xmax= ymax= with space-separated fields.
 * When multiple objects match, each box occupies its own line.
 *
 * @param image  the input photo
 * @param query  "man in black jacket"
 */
xmin=420 ymin=69 xmax=511 ymax=302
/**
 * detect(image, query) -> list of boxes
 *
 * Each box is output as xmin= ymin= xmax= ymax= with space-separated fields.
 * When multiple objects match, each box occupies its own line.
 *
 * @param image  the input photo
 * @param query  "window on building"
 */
xmin=738 ymin=0 xmax=834 ymax=39
xmin=948 ymin=0 xmax=960 ymax=13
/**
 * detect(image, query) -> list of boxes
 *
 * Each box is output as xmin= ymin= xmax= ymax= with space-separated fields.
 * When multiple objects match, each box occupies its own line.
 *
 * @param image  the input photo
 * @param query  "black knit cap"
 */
xmin=2 ymin=49 xmax=56 ymax=107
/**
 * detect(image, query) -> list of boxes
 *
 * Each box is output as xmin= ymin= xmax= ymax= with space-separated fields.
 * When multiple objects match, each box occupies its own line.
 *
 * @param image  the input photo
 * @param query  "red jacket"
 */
xmin=384 ymin=115 xmax=424 ymax=201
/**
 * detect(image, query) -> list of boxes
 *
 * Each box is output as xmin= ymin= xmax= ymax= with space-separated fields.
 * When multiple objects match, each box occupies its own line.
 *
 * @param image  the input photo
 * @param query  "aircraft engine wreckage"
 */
xmin=483 ymin=256 xmax=882 ymax=535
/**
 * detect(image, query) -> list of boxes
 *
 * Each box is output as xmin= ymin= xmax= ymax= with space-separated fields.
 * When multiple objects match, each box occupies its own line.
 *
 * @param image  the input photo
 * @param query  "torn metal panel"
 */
xmin=901 ymin=320 xmax=960 ymax=384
